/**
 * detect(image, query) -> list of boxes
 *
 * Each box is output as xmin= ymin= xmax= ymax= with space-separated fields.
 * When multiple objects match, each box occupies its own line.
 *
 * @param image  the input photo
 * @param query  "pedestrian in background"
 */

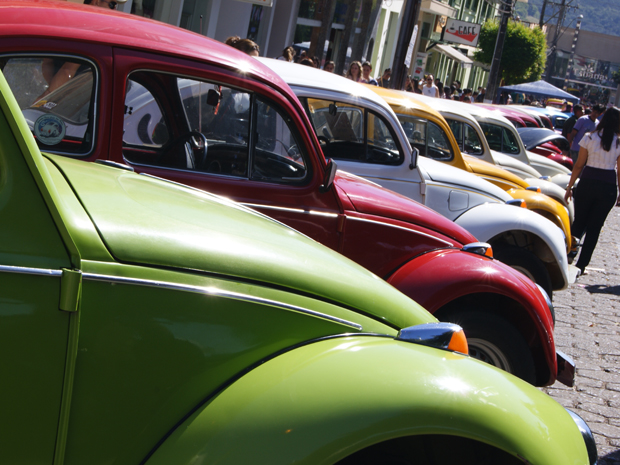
xmin=361 ymin=62 xmax=378 ymax=85
xmin=323 ymin=61 xmax=335 ymax=73
xmin=567 ymin=104 xmax=604 ymax=163
xmin=346 ymin=61 xmax=363 ymax=82
xmin=422 ymin=74 xmax=438 ymax=97
xmin=562 ymin=104 xmax=584 ymax=139
xmin=564 ymin=106 xmax=620 ymax=276
xmin=225 ymin=36 xmax=260 ymax=56
xmin=377 ymin=68 xmax=391 ymax=87
xmin=277 ymin=46 xmax=296 ymax=62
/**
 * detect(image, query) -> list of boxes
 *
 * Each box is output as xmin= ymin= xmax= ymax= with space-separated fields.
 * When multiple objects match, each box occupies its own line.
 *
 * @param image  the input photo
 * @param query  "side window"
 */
xmin=398 ymin=115 xmax=453 ymax=161
xmin=306 ymin=98 xmax=402 ymax=165
xmin=252 ymin=99 xmax=307 ymax=182
xmin=463 ymin=123 xmax=483 ymax=156
xmin=122 ymin=71 xmax=307 ymax=184
xmin=502 ymin=127 xmax=520 ymax=154
xmin=427 ymin=122 xmax=454 ymax=161
xmin=447 ymin=119 xmax=463 ymax=150
xmin=399 ymin=116 xmax=427 ymax=157
xmin=479 ymin=122 xmax=503 ymax=152
xmin=0 ymin=56 xmax=96 ymax=155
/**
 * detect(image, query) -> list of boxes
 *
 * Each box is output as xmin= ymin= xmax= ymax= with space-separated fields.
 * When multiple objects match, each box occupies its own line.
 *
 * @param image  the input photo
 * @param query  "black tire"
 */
xmin=494 ymin=245 xmax=553 ymax=298
xmin=441 ymin=310 xmax=536 ymax=385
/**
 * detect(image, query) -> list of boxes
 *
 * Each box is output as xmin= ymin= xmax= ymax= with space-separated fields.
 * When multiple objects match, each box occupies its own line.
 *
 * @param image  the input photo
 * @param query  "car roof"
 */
xmin=257 ymin=57 xmax=390 ymax=109
xmin=0 ymin=1 xmax=293 ymax=101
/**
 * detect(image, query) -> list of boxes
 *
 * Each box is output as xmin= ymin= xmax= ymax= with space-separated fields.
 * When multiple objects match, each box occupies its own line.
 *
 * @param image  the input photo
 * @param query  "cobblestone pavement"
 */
xmin=541 ymin=206 xmax=620 ymax=464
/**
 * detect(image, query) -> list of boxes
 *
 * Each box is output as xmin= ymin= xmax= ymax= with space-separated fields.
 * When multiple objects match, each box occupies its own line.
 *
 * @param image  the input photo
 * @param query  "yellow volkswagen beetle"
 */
xmin=369 ymin=86 xmax=573 ymax=250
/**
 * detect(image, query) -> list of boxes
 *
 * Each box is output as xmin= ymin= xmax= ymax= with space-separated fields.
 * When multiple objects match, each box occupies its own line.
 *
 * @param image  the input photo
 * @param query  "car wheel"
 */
xmin=494 ymin=245 xmax=553 ymax=298
xmin=442 ymin=310 xmax=536 ymax=384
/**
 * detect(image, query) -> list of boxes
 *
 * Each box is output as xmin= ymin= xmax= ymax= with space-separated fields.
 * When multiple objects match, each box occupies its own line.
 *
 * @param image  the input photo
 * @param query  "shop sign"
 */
xmin=442 ymin=19 xmax=480 ymax=47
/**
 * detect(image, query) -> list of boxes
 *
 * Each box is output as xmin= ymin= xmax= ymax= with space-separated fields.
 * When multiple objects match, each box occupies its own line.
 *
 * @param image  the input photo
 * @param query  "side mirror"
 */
xmin=409 ymin=146 xmax=418 ymax=170
xmin=320 ymin=159 xmax=338 ymax=192
xmin=206 ymin=88 xmax=221 ymax=107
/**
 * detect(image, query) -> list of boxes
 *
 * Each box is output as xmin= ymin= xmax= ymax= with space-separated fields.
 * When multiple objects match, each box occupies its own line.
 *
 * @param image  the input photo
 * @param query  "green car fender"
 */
xmin=146 ymin=336 xmax=589 ymax=465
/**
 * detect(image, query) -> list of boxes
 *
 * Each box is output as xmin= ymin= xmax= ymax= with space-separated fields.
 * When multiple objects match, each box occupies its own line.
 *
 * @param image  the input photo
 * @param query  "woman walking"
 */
xmin=564 ymin=107 xmax=620 ymax=275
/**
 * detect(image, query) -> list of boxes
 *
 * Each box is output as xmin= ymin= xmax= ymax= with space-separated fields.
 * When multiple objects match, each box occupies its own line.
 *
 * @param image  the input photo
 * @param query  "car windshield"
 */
xmin=397 ymin=114 xmax=453 ymax=161
xmin=0 ymin=55 xmax=96 ymax=155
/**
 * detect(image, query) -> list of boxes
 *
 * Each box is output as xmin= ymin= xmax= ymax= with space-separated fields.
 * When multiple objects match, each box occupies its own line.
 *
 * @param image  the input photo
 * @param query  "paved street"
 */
xmin=541 ymin=205 xmax=620 ymax=464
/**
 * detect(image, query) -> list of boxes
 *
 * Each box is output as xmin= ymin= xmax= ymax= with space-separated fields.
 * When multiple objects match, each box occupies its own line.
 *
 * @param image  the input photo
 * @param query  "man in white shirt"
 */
xmin=422 ymin=74 xmax=438 ymax=97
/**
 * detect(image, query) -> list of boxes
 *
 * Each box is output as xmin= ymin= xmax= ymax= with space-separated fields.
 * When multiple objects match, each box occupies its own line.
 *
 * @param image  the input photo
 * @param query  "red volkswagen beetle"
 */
xmin=0 ymin=0 xmax=574 ymax=387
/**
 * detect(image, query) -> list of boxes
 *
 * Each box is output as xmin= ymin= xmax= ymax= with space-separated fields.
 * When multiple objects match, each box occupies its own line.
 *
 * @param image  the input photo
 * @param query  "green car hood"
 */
xmin=49 ymin=156 xmax=432 ymax=329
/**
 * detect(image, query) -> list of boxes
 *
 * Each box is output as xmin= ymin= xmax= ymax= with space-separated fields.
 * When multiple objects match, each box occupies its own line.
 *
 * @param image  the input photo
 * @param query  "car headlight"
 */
xmin=567 ymin=409 xmax=598 ymax=465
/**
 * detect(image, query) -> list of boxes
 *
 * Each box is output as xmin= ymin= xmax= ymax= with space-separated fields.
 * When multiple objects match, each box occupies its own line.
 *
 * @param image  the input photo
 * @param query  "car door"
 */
xmin=108 ymin=50 xmax=343 ymax=251
xmin=302 ymin=95 xmax=425 ymax=203
xmin=0 ymin=65 xmax=74 ymax=464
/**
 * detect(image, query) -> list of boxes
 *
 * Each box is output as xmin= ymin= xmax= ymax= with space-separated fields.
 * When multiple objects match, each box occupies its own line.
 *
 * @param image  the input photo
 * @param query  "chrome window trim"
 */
xmin=347 ymin=216 xmax=455 ymax=247
xmin=0 ymin=264 xmax=63 ymax=277
xmin=83 ymin=273 xmax=362 ymax=330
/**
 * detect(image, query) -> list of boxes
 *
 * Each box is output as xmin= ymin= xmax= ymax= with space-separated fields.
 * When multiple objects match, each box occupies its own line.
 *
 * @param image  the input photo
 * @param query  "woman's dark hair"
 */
xmin=225 ymin=36 xmax=260 ymax=55
xmin=595 ymin=106 xmax=620 ymax=151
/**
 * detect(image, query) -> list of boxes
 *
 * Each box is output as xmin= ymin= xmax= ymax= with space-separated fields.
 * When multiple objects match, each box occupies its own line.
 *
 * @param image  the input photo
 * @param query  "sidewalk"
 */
xmin=542 ymin=206 xmax=620 ymax=464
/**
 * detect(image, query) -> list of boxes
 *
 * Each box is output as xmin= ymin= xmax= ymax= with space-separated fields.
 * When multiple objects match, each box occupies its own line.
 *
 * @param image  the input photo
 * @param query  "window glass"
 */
xmin=0 ymin=56 xmax=96 ymax=155
xmin=463 ymin=123 xmax=483 ymax=155
xmin=252 ymin=99 xmax=307 ymax=182
xmin=501 ymin=126 xmax=520 ymax=154
xmin=306 ymin=98 xmax=403 ymax=165
xmin=398 ymin=115 xmax=453 ymax=161
xmin=399 ymin=116 xmax=427 ymax=156
xmin=479 ymin=122 xmax=503 ymax=152
xmin=123 ymin=72 xmax=307 ymax=184
xmin=447 ymin=119 xmax=463 ymax=149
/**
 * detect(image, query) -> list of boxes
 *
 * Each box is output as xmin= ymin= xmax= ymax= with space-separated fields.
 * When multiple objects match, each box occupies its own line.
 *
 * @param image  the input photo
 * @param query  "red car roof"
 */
xmin=0 ymin=0 xmax=293 ymax=101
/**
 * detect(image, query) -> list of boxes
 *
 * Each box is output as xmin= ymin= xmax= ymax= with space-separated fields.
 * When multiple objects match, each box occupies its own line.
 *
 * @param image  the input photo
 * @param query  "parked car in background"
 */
xmin=374 ymin=88 xmax=574 ymax=255
xmin=514 ymin=105 xmax=571 ymax=133
xmin=1 ymin=65 xmax=599 ymax=465
xmin=407 ymin=94 xmax=574 ymax=222
xmin=518 ymin=127 xmax=574 ymax=170
xmin=0 ymin=0 xmax=570 ymax=385
xmin=477 ymin=103 xmax=540 ymax=128
xmin=259 ymin=58 xmax=572 ymax=300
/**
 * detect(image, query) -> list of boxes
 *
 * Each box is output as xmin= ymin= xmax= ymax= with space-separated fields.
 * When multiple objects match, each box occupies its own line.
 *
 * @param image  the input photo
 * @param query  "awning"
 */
xmin=429 ymin=43 xmax=474 ymax=64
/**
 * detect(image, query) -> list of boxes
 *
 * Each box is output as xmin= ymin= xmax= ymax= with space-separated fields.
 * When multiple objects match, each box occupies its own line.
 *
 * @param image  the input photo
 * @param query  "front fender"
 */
xmin=507 ymin=188 xmax=572 ymax=247
xmin=144 ymin=336 xmax=590 ymax=465
xmin=454 ymin=202 xmax=569 ymax=289
xmin=386 ymin=248 xmax=556 ymax=376
xmin=525 ymin=177 xmax=574 ymax=223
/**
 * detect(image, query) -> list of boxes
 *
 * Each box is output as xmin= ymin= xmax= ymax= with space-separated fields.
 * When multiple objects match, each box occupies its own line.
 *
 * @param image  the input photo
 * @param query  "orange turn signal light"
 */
xmin=526 ymin=186 xmax=542 ymax=193
xmin=506 ymin=198 xmax=527 ymax=209
xmin=396 ymin=323 xmax=469 ymax=355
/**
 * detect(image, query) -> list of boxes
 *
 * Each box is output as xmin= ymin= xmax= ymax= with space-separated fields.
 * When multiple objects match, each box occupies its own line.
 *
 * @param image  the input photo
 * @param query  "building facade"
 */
xmin=71 ymin=0 xmax=496 ymax=91
xmin=546 ymin=25 xmax=620 ymax=106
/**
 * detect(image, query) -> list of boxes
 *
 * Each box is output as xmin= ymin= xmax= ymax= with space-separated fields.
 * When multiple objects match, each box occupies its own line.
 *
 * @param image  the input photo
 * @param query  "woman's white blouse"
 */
xmin=579 ymin=131 xmax=620 ymax=170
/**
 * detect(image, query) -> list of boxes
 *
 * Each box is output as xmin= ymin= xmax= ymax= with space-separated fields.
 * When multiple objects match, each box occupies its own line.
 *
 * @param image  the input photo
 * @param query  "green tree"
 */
xmin=474 ymin=20 xmax=547 ymax=84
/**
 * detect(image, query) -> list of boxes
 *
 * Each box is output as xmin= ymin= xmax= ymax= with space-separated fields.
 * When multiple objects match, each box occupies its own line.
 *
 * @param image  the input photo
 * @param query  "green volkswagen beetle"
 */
xmin=0 ymin=68 xmax=596 ymax=465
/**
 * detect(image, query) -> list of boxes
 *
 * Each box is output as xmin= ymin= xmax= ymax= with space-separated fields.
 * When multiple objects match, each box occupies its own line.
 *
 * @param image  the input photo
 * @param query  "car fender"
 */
xmin=386 ymin=248 xmax=556 ymax=377
xmin=454 ymin=203 xmax=570 ymax=290
xmin=525 ymin=177 xmax=574 ymax=223
xmin=506 ymin=188 xmax=572 ymax=247
xmin=144 ymin=336 xmax=589 ymax=465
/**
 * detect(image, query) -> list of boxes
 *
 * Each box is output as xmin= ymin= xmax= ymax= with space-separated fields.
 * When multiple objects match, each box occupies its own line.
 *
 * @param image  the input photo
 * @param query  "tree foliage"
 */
xmin=474 ymin=20 xmax=547 ymax=85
